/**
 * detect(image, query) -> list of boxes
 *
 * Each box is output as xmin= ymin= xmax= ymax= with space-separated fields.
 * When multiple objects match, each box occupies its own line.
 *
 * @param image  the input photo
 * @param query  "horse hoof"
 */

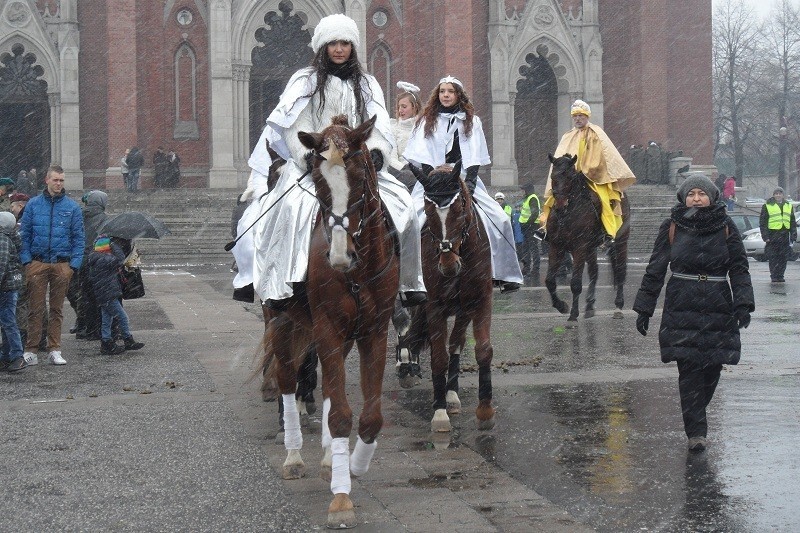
xmin=300 ymin=413 xmax=310 ymax=428
xmin=274 ymin=431 xmax=285 ymax=445
xmin=320 ymin=447 xmax=332 ymax=482
xmin=431 ymin=409 xmax=452 ymax=432
xmin=305 ymin=401 xmax=317 ymax=416
xmin=398 ymin=374 xmax=416 ymax=389
xmin=446 ymin=390 xmax=461 ymax=415
xmin=556 ymin=303 xmax=570 ymax=314
xmin=565 ymin=321 xmax=578 ymax=329
xmin=282 ymin=462 xmax=305 ymax=480
xmin=327 ymin=494 xmax=356 ymax=529
xmin=476 ymin=416 xmax=496 ymax=431
xmin=320 ymin=465 xmax=332 ymax=482
xmin=584 ymin=308 xmax=595 ymax=319
xmin=613 ymin=310 xmax=624 ymax=319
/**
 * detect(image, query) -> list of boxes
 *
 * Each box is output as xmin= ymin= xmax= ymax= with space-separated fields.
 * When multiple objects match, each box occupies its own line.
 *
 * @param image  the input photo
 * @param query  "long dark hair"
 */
xmin=309 ymin=45 xmax=371 ymax=121
xmin=417 ymin=82 xmax=475 ymax=138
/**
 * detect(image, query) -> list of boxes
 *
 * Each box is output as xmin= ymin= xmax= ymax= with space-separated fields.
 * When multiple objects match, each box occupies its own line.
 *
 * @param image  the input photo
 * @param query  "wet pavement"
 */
xmin=1 ymin=258 xmax=798 ymax=531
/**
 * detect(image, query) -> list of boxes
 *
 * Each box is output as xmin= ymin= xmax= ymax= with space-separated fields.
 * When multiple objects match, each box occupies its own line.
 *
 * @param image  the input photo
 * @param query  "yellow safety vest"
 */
xmin=766 ymin=202 xmax=792 ymax=229
xmin=519 ymin=194 xmax=541 ymax=224
xmin=503 ymin=204 xmax=512 ymax=217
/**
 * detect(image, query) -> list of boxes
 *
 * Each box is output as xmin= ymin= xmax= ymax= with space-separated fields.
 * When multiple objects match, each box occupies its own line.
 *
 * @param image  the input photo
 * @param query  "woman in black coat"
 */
xmin=633 ymin=174 xmax=754 ymax=451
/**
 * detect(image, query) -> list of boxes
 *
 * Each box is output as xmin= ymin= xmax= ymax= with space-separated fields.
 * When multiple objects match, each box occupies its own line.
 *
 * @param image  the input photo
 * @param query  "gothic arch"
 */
xmin=174 ymin=43 xmax=200 ymax=140
xmin=369 ymin=42 xmax=391 ymax=107
xmin=232 ymin=0 xmax=340 ymax=64
xmin=0 ymin=33 xmax=58 ymax=91
xmin=509 ymin=38 xmax=581 ymax=96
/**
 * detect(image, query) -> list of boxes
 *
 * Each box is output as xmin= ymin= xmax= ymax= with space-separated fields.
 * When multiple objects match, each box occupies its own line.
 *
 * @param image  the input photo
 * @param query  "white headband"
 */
xmin=438 ymin=75 xmax=464 ymax=89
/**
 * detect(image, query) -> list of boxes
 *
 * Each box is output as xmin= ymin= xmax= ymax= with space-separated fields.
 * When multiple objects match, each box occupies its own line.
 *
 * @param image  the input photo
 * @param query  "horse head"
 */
xmin=548 ymin=153 xmax=581 ymax=209
xmin=298 ymin=114 xmax=377 ymax=272
xmin=420 ymin=162 xmax=471 ymax=277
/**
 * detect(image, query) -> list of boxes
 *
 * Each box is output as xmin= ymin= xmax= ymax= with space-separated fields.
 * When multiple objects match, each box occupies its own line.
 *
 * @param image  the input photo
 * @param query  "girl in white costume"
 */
xmin=404 ymin=77 xmax=523 ymax=291
xmin=388 ymin=81 xmax=422 ymax=176
xmin=233 ymin=14 xmax=425 ymax=307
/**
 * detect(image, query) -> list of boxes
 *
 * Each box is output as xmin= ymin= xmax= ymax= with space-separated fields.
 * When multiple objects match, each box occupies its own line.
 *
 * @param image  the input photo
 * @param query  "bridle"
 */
xmin=423 ymin=191 xmax=475 ymax=268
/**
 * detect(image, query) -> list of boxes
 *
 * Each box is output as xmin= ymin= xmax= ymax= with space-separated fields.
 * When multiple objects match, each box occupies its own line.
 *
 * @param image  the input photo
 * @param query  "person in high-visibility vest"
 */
xmin=759 ymin=186 xmax=797 ymax=282
xmin=538 ymin=100 xmax=636 ymax=246
xmin=518 ymin=182 xmax=541 ymax=274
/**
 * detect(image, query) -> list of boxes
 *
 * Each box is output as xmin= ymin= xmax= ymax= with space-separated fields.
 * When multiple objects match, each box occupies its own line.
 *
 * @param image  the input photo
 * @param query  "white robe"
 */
xmin=234 ymin=67 xmax=424 ymax=301
xmin=388 ymin=116 xmax=417 ymax=171
xmin=404 ymin=114 xmax=523 ymax=284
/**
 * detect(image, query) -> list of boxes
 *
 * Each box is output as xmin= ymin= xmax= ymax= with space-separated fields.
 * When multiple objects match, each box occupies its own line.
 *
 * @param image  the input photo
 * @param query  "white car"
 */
xmin=741 ymin=202 xmax=799 ymax=261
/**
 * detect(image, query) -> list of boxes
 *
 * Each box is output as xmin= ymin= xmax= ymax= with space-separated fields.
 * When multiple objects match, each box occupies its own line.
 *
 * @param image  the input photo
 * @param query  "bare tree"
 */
xmin=712 ymin=0 xmax=762 ymax=180
xmin=761 ymin=0 xmax=800 ymax=191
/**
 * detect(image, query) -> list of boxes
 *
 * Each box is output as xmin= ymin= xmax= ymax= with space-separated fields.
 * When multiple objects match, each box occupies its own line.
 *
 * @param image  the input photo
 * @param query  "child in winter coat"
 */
xmin=0 ymin=211 xmax=26 ymax=372
xmin=86 ymin=235 xmax=144 ymax=355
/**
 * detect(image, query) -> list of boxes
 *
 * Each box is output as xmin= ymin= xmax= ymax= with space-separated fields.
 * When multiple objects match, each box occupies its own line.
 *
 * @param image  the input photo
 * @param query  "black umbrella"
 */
xmin=99 ymin=211 xmax=170 ymax=240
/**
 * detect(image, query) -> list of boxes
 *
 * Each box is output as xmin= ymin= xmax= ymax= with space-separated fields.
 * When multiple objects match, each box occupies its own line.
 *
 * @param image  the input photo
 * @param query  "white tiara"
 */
xmin=438 ymin=75 xmax=463 ymax=89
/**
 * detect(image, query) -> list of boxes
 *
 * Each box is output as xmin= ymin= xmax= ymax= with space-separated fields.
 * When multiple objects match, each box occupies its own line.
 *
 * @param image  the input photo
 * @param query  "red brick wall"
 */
xmin=77 ymin=0 xmax=109 ymax=174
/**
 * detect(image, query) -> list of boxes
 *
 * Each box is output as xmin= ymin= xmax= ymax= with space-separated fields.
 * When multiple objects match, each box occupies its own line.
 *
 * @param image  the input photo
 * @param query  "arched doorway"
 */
xmin=515 ymin=47 xmax=559 ymax=193
xmin=0 ymin=43 xmax=50 ymax=179
xmin=249 ymin=0 xmax=312 ymax=154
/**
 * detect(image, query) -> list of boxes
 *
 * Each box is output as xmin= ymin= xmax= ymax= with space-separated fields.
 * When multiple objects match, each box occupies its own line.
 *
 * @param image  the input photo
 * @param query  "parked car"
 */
xmin=744 ymin=197 xmax=766 ymax=208
xmin=742 ymin=228 xmax=799 ymax=261
xmin=728 ymin=213 xmax=760 ymax=233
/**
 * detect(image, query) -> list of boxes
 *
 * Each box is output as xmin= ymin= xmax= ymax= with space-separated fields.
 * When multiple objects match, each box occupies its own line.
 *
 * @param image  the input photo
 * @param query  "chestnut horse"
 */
xmin=545 ymin=154 xmax=630 ymax=322
xmin=261 ymin=115 xmax=399 ymax=529
xmin=407 ymin=163 xmax=496 ymax=432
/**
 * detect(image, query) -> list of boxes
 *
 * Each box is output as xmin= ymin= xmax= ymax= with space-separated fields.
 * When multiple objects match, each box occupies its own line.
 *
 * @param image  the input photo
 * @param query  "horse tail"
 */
xmin=251 ymin=310 xmax=314 ymax=400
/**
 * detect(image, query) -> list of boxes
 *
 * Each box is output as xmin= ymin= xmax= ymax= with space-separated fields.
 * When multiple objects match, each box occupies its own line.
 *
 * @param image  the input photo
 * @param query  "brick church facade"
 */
xmin=0 ymin=0 xmax=712 ymax=192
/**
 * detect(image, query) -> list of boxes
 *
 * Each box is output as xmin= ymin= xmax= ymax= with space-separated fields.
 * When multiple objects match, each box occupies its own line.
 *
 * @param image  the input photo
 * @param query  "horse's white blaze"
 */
xmin=330 ymin=437 xmax=351 ymax=495
xmin=282 ymin=393 xmax=303 ymax=450
xmin=435 ymin=205 xmax=451 ymax=245
xmin=350 ymin=437 xmax=377 ymax=477
xmin=321 ymin=161 xmax=351 ymax=268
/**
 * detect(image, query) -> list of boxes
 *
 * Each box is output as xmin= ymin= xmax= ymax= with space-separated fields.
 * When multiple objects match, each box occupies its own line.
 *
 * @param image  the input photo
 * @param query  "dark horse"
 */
xmin=260 ymin=115 xmax=399 ymax=529
xmin=545 ymin=154 xmax=630 ymax=322
xmin=407 ymin=163 xmax=496 ymax=432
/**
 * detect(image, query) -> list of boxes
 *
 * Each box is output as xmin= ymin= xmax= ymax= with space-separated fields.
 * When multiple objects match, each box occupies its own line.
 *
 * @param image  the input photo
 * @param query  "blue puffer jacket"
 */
xmin=20 ymin=189 xmax=85 ymax=269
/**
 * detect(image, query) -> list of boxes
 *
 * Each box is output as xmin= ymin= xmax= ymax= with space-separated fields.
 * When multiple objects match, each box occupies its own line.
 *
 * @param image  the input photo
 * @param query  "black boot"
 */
xmin=123 ymin=336 xmax=145 ymax=351
xmin=232 ymin=284 xmax=255 ymax=303
xmin=100 ymin=339 xmax=125 ymax=355
xmin=500 ymin=282 xmax=522 ymax=294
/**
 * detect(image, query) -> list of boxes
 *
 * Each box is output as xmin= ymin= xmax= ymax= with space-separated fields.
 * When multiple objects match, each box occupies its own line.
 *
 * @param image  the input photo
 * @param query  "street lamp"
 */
xmin=779 ymin=125 xmax=788 ymax=191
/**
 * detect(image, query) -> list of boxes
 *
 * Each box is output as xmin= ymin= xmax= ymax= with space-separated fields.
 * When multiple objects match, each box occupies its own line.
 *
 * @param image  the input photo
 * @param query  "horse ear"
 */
xmin=410 ymin=165 xmax=429 ymax=189
xmin=548 ymin=153 xmax=555 ymax=164
xmin=351 ymin=115 xmax=377 ymax=146
xmin=298 ymin=131 xmax=323 ymax=151
xmin=451 ymin=161 xmax=462 ymax=180
xmin=570 ymin=154 xmax=578 ymax=166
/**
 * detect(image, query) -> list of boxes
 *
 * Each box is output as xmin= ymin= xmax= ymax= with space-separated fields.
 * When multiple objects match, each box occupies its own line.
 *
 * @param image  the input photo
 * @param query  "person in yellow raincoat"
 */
xmin=537 ymin=100 xmax=636 ymax=244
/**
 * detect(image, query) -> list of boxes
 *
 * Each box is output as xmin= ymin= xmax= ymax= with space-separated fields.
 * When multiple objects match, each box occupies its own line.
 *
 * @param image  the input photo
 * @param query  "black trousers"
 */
xmin=676 ymin=359 xmax=722 ymax=439
xmin=520 ymin=223 xmax=540 ymax=274
xmin=766 ymin=232 xmax=791 ymax=281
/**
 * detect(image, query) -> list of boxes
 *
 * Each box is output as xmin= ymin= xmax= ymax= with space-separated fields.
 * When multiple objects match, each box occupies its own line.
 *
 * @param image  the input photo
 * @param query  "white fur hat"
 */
xmin=311 ymin=14 xmax=360 ymax=53
xmin=571 ymin=99 xmax=591 ymax=117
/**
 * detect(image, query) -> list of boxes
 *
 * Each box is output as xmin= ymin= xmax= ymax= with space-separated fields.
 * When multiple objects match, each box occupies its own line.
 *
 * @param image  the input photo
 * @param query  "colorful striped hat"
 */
xmin=94 ymin=235 xmax=111 ymax=253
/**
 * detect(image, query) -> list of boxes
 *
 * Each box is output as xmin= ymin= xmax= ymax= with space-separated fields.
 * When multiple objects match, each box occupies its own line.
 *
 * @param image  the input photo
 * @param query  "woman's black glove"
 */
xmin=369 ymin=149 xmax=384 ymax=172
xmin=734 ymin=307 xmax=751 ymax=329
xmin=635 ymin=312 xmax=649 ymax=336
xmin=303 ymin=151 xmax=315 ymax=173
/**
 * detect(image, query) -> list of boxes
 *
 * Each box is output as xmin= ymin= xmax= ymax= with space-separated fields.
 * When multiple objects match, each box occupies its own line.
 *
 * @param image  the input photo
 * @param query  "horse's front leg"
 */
xmin=428 ymin=307 xmax=452 ymax=432
xmin=394 ymin=298 xmax=420 ymax=388
xmin=472 ymin=297 xmax=496 ymax=430
xmin=446 ymin=313 xmax=471 ymax=415
xmin=350 ymin=326 xmax=390 ymax=479
xmin=568 ymin=252 xmax=585 ymax=322
xmin=584 ymin=252 xmax=598 ymax=319
xmin=545 ymin=246 xmax=570 ymax=315
xmin=316 ymin=331 xmax=356 ymax=529
xmin=268 ymin=312 xmax=305 ymax=480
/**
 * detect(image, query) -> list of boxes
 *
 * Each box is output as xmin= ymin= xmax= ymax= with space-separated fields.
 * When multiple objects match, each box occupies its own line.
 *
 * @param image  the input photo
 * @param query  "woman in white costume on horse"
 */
xmin=232 ymin=14 xmax=426 ymax=309
xmin=404 ymin=76 xmax=523 ymax=292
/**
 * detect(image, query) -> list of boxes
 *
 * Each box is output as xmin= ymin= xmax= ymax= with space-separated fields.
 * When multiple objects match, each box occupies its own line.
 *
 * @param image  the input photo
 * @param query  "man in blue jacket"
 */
xmin=19 ymin=165 xmax=85 ymax=366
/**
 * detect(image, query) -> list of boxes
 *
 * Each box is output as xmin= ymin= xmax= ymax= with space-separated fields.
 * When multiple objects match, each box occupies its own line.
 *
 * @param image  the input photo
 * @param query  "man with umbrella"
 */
xmin=19 ymin=165 xmax=84 ymax=366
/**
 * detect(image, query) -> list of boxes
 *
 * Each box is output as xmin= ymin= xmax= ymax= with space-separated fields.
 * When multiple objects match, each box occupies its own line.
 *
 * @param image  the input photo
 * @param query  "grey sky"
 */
xmin=711 ymin=0 xmax=798 ymax=19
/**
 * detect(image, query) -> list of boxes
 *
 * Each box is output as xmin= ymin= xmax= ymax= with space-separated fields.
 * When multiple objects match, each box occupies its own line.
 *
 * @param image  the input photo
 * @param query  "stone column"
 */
xmin=488 ymin=0 xmax=517 ymax=185
xmin=49 ymin=93 xmax=62 ymax=165
xmin=58 ymin=25 xmax=83 ymax=184
xmin=232 ymin=63 xmax=251 ymax=187
xmin=208 ymin=0 xmax=237 ymax=188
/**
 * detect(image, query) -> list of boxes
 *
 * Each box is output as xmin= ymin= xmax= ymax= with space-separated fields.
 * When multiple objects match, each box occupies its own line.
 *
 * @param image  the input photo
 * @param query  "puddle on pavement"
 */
xmin=408 ymin=471 xmax=467 ymax=489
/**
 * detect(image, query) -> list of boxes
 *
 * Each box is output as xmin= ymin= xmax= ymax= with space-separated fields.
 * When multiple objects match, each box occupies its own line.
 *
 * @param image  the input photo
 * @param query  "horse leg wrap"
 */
xmin=350 ymin=437 xmax=377 ymax=477
xmin=330 ymin=437 xmax=351 ymax=495
xmin=478 ymin=365 xmax=493 ymax=401
xmin=321 ymin=397 xmax=332 ymax=449
xmin=282 ymin=394 xmax=302 ymax=450
xmin=447 ymin=352 xmax=461 ymax=392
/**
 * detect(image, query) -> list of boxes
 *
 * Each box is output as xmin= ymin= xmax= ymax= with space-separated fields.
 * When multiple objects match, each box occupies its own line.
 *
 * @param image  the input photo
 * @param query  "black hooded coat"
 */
xmin=633 ymin=202 xmax=754 ymax=367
